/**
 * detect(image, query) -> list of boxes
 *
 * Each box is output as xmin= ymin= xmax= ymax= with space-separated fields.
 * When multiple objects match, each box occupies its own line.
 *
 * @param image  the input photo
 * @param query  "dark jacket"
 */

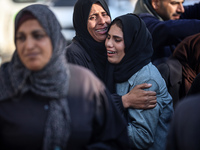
xmin=134 ymin=0 xmax=200 ymax=65
xmin=165 ymin=94 xmax=200 ymax=150
xmin=66 ymin=40 xmax=126 ymax=115
xmin=0 ymin=64 xmax=130 ymax=150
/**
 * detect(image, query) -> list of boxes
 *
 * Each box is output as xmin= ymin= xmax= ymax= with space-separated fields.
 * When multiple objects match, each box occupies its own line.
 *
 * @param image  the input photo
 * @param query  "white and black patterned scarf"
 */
xmin=0 ymin=4 xmax=71 ymax=150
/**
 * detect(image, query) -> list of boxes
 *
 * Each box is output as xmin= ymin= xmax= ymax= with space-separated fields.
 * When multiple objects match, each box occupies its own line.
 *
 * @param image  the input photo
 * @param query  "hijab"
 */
xmin=105 ymin=14 xmax=153 ymax=92
xmin=173 ymin=33 xmax=200 ymax=94
xmin=114 ymin=14 xmax=153 ymax=82
xmin=73 ymin=0 xmax=111 ymax=81
xmin=0 ymin=4 xmax=71 ymax=150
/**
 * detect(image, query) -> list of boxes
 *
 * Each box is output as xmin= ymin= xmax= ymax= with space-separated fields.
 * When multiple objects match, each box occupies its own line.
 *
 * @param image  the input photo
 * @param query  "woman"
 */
xmin=0 ymin=4 xmax=130 ymax=150
xmin=105 ymin=13 xmax=173 ymax=150
xmin=66 ymin=0 xmax=157 ymax=113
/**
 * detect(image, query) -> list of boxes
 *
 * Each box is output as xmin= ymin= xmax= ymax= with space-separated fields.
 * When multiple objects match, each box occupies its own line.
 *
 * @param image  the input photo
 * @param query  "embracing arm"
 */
xmin=86 ymin=89 xmax=131 ymax=150
xmin=122 ymin=83 xmax=157 ymax=109
xmin=141 ymin=15 xmax=200 ymax=50
xmin=111 ymin=83 xmax=157 ymax=116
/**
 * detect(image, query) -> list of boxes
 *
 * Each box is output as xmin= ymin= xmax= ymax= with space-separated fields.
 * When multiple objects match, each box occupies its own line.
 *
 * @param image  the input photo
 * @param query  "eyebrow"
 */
xmin=89 ymin=10 xmax=106 ymax=16
xmin=17 ymin=29 xmax=46 ymax=35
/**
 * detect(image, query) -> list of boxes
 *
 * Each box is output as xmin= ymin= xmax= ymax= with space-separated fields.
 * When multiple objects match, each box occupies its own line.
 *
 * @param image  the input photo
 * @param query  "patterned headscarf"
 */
xmin=0 ymin=4 xmax=71 ymax=150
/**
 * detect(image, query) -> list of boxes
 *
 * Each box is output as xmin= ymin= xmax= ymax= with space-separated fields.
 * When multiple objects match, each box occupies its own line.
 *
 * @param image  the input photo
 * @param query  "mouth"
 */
xmin=25 ymin=52 xmax=39 ymax=58
xmin=172 ymin=14 xmax=181 ymax=19
xmin=96 ymin=27 xmax=108 ymax=34
xmin=107 ymin=50 xmax=116 ymax=54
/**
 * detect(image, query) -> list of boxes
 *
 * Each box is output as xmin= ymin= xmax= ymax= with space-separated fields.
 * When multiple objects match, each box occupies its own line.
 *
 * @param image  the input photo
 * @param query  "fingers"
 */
xmin=146 ymin=103 xmax=157 ymax=109
xmin=134 ymin=83 xmax=152 ymax=90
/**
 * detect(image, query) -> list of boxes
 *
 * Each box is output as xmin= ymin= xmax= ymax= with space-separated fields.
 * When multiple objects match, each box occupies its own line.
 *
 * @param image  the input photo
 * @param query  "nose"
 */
xmin=105 ymin=38 xmax=113 ymax=48
xmin=25 ymin=37 xmax=35 ymax=50
xmin=98 ymin=15 xmax=106 ymax=24
xmin=177 ymin=3 xmax=185 ymax=13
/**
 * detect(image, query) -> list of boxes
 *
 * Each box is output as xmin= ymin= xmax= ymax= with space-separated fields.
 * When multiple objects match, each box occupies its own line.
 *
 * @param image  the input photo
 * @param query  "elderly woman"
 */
xmin=105 ymin=14 xmax=173 ymax=150
xmin=66 ymin=0 xmax=157 ymax=114
xmin=0 ymin=4 xmax=130 ymax=150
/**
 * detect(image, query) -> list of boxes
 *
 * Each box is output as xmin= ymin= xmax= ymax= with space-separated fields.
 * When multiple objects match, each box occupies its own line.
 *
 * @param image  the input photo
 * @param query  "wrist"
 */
xmin=122 ymin=94 xmax=129 ymax=108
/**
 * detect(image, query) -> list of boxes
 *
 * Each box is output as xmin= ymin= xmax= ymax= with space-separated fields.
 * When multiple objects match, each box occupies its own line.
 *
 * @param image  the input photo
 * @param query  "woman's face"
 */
xmin=105 ymin=24 xmax=125 ymax=64
xmin=87 ymin=3 xmax=111 ymax=42
xmin=16 ymin=19 xmax=52 ymax=71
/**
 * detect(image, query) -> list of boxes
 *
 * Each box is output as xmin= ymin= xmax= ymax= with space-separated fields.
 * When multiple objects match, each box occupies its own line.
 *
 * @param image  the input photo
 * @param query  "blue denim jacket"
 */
xmin=116 ymin=62 xmax=173 ymax=150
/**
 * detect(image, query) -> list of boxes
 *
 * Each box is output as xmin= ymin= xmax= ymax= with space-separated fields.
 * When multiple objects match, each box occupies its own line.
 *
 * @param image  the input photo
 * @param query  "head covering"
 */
xmin=73 ymin=0 xmax=111 ymax=81
xmin=105 ymin=14 xmax=153 ymax=92
xmin=0 ymin=4 xmax=71 ymax=150
xmin=113 ymin=14 xmax=153 ymax=83
xmin=173 ymin=33 xmax=200 ymax=94
xmin=16 ymin=11 xmax=36 ymax=31
xmin=134 ymin=0 xmax=163 ymax=21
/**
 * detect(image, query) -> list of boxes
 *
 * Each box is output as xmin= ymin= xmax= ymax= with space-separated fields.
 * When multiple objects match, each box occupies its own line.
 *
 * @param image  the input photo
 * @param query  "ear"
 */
xmin=151 ymin=0 xmax=160 ymax=10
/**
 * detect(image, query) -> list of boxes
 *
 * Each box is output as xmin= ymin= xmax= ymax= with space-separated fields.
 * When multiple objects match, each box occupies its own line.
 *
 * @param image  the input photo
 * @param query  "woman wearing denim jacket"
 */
xmin=105 ymin=13 xmax=173 ymax=150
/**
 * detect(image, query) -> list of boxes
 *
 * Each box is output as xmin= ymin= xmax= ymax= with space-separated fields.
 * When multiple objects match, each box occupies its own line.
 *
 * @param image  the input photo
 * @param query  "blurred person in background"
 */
xmin=0 ymin=4 xmax=130 ymax=150
xmin=134 ymin=0 xmax=200 ymax=66
xmin=157 ymin=33 xmax=200 ymax=108
xmin=166 ymin=94 xmax=200 ymax=150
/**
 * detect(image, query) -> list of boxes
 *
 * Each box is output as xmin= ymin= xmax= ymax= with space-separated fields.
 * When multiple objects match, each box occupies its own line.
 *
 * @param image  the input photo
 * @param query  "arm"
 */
xmin=141 ymin=14 xmax=200 ymax=49
xmin=127 ymin=78 xmax=173 ymax=149
xmin=182 ymin=3 xmax=200 ymax=19
xmin=122 ymin=83 xmax=157 ymax=109
xmin=87 ymin=89 xmax=131 ymax=150
xmin=127 ymin=80 xmax=160 ymax=149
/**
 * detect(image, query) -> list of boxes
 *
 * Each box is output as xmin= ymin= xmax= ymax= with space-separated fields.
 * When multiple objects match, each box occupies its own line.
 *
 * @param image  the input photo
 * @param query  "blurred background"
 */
xmin=0 ymin=0 xmax=199 ymax=65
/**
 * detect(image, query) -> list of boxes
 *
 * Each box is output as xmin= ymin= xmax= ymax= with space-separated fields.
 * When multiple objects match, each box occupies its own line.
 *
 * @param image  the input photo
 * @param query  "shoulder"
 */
xmin=68 ymin=63 xmax=105 ymax=96
xmin=66 ymin=40 xmax=85 ymax=54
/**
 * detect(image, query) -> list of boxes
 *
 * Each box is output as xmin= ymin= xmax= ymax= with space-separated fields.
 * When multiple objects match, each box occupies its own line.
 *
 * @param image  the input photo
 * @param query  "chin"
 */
xmin=26 ymin=64 xmax=44 ymax=71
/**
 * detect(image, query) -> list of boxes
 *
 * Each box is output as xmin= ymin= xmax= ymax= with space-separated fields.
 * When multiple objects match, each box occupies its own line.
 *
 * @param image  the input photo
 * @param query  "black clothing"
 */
xmin=157 ymin=57 xmax=182 ymax=108
xmin=66 ymin=0 xmax=125 ymax=114
xmin=0 ymin=64 xmax=130 ymax=150
xmin=0 ymin=4 xmax=130 ymax=150
xmin=166 ymin=94 xmax=200 ymax=150
xmin=187 ymin=73 xmax=200 ymax=96
xmin=72 ymin=0 xmax=111 ymax=81
xmin=157 ymin=33 xmax=200 ymax=108
xmin=105 ymin=14 xmax=153 ymax=92
xmin=134 ymin=0 xmax=200 ymax=65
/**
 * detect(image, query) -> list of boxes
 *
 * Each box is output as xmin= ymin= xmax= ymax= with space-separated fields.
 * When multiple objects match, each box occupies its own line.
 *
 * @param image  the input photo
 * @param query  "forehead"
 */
xmin=162 ymin=0 xmax=184 ymax=3
xmin=89 ymin=3 xmax=105 ymax=14
xmin=109 ymin=24 xmax=123 ymax=36
xmin=17 ymin=19 xmax=43 ymax=33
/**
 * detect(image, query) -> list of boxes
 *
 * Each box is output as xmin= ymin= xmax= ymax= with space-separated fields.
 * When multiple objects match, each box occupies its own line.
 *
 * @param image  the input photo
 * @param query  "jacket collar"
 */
xmin=134 ymin=0 xmax=163 ymax=21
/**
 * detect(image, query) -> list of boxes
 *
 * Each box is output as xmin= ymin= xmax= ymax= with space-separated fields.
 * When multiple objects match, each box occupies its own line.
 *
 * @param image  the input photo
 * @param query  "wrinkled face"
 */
xmin=87 ymin=3 xmax=111 ymax=42
xmin=16 ymin=19 xmax=52 ymax=71
xmin=105 ymin=24 xmax=125 ymax=64
xmin=152 ymin=0 xmax=185 ymax=20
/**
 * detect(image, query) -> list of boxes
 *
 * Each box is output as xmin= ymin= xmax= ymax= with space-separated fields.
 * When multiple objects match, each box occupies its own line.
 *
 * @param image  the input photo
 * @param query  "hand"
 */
xmin=122 ymin=83 xmax=157 ymax=109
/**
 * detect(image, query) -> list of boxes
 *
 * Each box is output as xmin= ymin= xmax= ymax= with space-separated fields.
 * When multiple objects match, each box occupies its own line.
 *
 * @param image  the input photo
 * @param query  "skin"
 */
xmin=87 ymin=3 xmax=111 ymax=42
xmin=105 ymin=24 xmax=157 ymax=109
xmin=87 ymin=3 xmax=157 ymax=109
xmin=16 ymin=19 xmax=52 ymax=71
xmin=152 ymin=0 xmax=185 ymax=20
xmin=105 ymin=24 xmax=125 ymax=64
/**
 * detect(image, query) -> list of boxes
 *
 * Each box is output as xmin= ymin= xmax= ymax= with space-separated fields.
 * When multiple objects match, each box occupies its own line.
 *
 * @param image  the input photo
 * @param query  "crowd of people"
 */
xmin=0 ymin=0 xmax=199 ymax=149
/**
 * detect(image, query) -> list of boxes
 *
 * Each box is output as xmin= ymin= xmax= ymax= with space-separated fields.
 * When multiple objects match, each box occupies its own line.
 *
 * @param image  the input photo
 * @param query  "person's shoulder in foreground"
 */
xmin=166 ymin=94 xmax=200 ymax=150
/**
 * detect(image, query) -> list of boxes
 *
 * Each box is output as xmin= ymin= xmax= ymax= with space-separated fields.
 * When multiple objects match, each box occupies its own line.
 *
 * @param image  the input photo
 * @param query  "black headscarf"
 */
xmin=73 ymin=0 xmax=111 ymax=81
xmin=105 ymin=14 xmax=153 ymax=91
xmin=0 ymin=4 xmax=71 ymax=150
